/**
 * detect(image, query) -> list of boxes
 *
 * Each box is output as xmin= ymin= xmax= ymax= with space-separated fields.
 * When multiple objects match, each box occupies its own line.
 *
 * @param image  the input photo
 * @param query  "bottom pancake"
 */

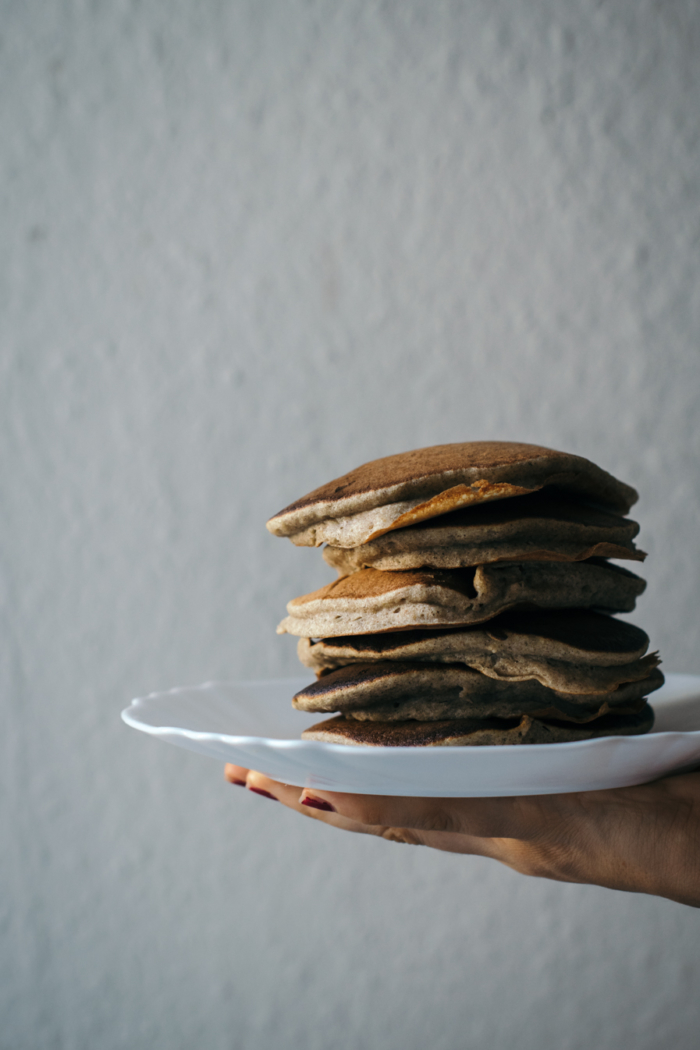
xmin=301 ymin=702 xmax=655 ymax=746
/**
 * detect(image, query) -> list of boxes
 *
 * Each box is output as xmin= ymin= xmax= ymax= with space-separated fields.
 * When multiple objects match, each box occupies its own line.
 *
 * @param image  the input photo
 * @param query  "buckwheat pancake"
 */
xmin=301 ymin=703 xmax=656 ymax=746
xmin=277 ymin=563 xmax=646 ymax=638
xmin=323 ymin=492 xmax=644 ymax=574
xmin=298 ymin=609 xmax=657 ymax=694
xmin=267 ymin=442 xmax=638 ymax=547
xmin=292 ymin=662 xmax=663 ymax=721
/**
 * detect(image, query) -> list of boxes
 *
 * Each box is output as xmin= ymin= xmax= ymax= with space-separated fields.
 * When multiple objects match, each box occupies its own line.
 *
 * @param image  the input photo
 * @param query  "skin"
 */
xmin=225 ymin=764 xmax=700 ymax=907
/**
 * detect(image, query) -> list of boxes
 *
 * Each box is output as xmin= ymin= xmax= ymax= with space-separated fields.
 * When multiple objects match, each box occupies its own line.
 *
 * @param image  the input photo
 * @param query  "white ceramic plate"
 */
xmin=122 ymin=673 xmax=700 ymax=797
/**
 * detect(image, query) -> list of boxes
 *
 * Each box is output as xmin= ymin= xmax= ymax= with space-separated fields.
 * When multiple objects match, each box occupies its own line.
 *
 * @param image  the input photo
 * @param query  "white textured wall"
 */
xmin=2 ymin=1 xmax=700 ymax=1047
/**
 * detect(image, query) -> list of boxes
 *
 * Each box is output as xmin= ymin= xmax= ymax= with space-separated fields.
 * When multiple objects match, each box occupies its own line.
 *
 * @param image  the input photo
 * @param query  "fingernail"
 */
xmin=301 ymin=795 xmax=336 ymax=812
xmin=249 ymin=787 xmax=277 ymax=801
xmin=229 ymin=778 xmax=247 ymax=787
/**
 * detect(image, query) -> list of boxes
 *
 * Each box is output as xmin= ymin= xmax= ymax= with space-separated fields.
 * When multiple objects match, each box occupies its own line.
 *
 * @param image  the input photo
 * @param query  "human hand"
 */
xmin=225 ymin=764 xmax=700 ymax=907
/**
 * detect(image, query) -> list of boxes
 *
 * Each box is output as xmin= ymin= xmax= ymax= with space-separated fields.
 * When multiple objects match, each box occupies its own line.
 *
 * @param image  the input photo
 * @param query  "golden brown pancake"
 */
xmin=301 ymin=703 xmax=655 ymax=746
xmin=298 ymin=609 xmax=657 ymax=694
xmin=277 ymin=562 xmax=645 ymax=638
xmin=291 ymin=662 xmax=664 ymax=721
xmin=267 ymin=442 xmax=638 ymax=547
xmin=323 ymin=491 xmax=645 ymax=574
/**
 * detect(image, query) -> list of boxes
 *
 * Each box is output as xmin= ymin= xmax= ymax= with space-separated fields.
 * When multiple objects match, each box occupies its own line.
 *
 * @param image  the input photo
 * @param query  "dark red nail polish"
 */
xmin=249 ymin=787 xmax=277 ymax=801
xmin=301 ymin=796 xmax=336 ymax=812
xmin=229 ymin=778 xmax=247 ymax=787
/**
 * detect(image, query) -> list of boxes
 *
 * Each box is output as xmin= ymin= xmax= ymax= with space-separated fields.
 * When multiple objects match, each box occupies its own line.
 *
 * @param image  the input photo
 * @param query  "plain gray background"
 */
xmin=2 ymin=1 xmax=700 ymax=1047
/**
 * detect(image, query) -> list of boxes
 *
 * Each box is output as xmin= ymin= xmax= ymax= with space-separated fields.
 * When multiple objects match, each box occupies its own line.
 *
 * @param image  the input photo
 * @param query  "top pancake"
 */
xmin=323 ymin=491 xmax=644 ymax=573
xmin=266 ymin=442 xmax=638 ymax=547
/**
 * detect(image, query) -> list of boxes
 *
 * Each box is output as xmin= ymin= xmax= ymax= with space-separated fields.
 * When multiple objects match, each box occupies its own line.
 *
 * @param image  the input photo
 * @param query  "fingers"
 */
xmin=226 ymin=764 xmax=514 ymax=838
xmin=224 ymin=764 xmax=250 ymax=786
xmin=223 ymin=768 xmax=548 ymax=860
xmin=296 ymin=788 xmax=526 ymax=840
xmin=224 ymin=765 xmax=394 ymax=839
xmin=225 ymin=765 xmax=300 ymax=805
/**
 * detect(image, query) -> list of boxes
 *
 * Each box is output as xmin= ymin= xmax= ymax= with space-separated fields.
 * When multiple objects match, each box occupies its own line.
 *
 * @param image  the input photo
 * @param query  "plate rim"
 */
xmin=122 ymin=672 xmax=700 ymax=754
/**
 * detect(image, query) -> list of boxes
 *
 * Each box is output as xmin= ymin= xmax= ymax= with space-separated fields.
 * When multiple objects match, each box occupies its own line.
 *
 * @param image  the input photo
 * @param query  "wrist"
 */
xmin=489 ymin=777 xmax=700 ymax=907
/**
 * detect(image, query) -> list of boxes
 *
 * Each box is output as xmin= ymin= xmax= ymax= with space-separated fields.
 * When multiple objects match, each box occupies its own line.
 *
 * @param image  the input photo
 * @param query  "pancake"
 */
xmin=303 ymin=650 xmax=661 ymax=697
xmin=292 ymin=662 xmax=663 ymax=721
xmin=267 ymin=442 xmax=638 ymax=547
xmin=301 ymin=703 xmax=656 ymax=746
xmin=298 ymin=609 xmax=657 ymax=694
xmin=322 ymin=491 xmax=644 ymax=574
xmin=277 ymin=562 xmax=646 ymax=638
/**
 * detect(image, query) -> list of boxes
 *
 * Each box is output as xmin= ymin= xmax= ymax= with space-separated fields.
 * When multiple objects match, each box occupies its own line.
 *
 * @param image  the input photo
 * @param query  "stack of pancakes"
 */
xmin=267 ymin=442 xmax=663 ymax=746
